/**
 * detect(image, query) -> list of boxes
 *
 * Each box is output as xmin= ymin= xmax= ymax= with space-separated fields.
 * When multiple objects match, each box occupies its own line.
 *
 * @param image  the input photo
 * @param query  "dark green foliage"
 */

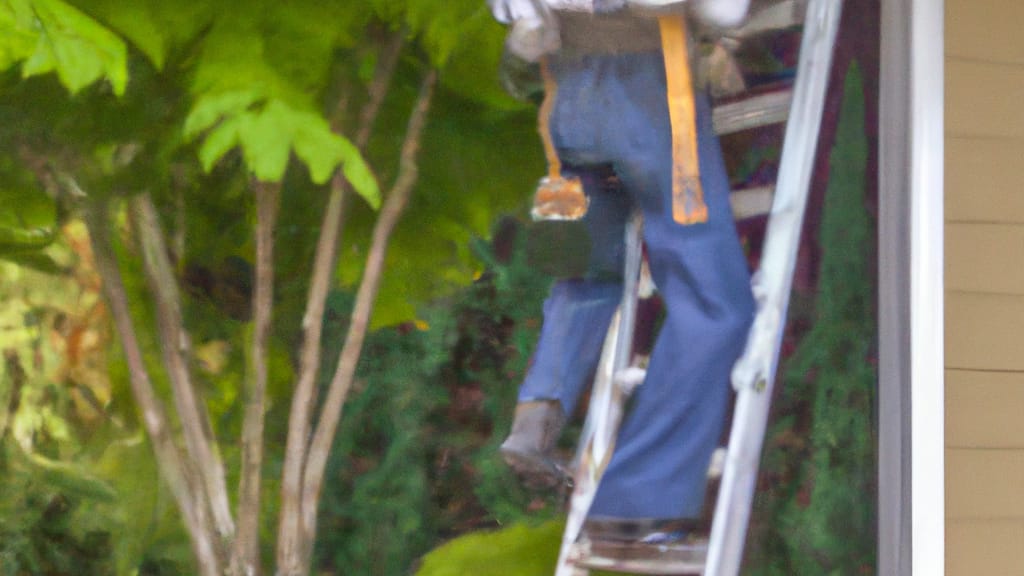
xmin=747 ymin=62 xmax=876 ymax=575
xmin=315 ymin=219 xmax=555 ymax=575
xmin=0 ymin=443 xmax=116 ymax=576
xmin=315 ymin=296 xmax=453 ymax=575
xmin=454 ymin=220 xmax=561 ymax=525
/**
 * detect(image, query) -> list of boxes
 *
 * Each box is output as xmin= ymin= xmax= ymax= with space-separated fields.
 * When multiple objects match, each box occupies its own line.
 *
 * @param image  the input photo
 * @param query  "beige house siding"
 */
xmin=946 ymin=0 xmax=1024 ymax=573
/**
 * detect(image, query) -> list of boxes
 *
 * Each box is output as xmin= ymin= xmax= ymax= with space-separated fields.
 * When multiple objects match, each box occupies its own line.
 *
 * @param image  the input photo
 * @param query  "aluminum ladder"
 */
xmin=554 ymin=0 xmax=843 ymax=573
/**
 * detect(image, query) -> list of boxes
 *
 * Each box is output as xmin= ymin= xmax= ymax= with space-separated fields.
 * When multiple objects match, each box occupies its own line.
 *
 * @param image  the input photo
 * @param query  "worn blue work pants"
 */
xmin=518 ymin=51 xmax=755 ymax=520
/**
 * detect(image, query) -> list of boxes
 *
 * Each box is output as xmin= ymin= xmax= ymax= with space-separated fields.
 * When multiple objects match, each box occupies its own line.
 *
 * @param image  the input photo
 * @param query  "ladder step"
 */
xmin=569 ymin=537 xmax=707 ymax=575
xmin=730 ymin=185 xmax=775 ymax=220
xmin=614 ymin=366 xmax=647 ymax=395
xmin=707 ymin=446 xmax=727 ymax=479
xmin=712 ymin=90 xmax=792 ymax=135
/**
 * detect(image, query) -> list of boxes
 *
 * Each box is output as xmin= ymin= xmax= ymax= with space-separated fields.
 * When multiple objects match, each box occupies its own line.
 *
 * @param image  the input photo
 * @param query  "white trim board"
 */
xmin=878 ymin=1 xmax=945 ymax=575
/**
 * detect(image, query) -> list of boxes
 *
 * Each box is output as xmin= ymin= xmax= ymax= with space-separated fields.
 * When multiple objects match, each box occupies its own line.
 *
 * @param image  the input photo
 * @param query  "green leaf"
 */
xmin=417 ymin=521 xmax=564 ymax=576
xmin=337 ymin=137 xmax=380 ymax=208
xmin=238 ymin=101 xmax=293 ymax=182
xmin=0 ymin=226 xmax=55 ymax=253
xmin=79 ymin=0 xmax=215 ymax=70
xmin=0 ymin=251 xmax=64 ymax=274
xmin=28 ymin=452 xmax=119 ymax=503
xmin=19 ymin=0 xmax=128 ymax=95
xmin=183 ymin=90 xmax=261 ymax=140
xmin=0 ymin=166 xmax=57 ymax=254
xmin=292 ymin=125 xmax=344 ymax=185
xmin=189 ymin=92 xmax=381 ymax=193
xmin=73 ymin=0 xmax=166 ymax=68
xmin=198 ymin=114 xmax=244 ymax=172
xmin=0 ymin=1 xmax=36 ymax=71
xmin=265 ymin=101 xmax=344 ymax=185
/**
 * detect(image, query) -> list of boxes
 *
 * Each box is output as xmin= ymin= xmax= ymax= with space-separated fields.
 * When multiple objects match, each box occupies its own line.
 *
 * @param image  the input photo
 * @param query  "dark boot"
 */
xmin=499 ymin=400 xmax=571 ymax=488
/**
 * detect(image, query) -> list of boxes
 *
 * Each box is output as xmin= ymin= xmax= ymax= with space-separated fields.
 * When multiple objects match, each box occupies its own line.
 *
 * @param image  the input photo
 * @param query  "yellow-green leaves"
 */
xmin=0 ymin=161 xmax=57 ymax=254
xmin=74 ymin=0 xmax=215 ymax=70
xmin=0 ymin=1 xmax=36 ymax=71
xmin=184 ymin=91 xmax=380 ymax=208
xmin=0 ymin=0 xmax=126 ymax=95
xmin=178 ymin=6 xmax=380 ymax=205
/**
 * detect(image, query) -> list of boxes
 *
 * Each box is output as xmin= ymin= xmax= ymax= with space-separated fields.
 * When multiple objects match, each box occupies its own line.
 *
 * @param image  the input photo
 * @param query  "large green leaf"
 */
xmin=180 ymin=5 xmax=382 ymax=200
xmin=0 ymin=0 xmax=128 ymax=95
xmin=183 ymin=90 xmax=261 ymax=140
xmin=0 ymin=1 xmax=36 ymax=70
xmin=0 ymin=163 xmax=57 ymax=254
xmin=186 ymin=93 xmax=381 ymax=205
xmin=69 ymin=0 xmax=214 ymax=69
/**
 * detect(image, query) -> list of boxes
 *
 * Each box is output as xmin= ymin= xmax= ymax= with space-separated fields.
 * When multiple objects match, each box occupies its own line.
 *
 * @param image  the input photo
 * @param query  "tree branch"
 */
xmin=276 ymin=31 xmax=405 ymax=574
xmin=129 ymin=194 xmax=235 ymax=546
xmin=231 ymin=180 xmax=280 ymax=576
xmin=1 ymin=350 xmax=27 ymax=441
xmin=295 ymin=68 xmax=437 ymax=575
xmin=83 ymin=200 xmax=222 ymax=576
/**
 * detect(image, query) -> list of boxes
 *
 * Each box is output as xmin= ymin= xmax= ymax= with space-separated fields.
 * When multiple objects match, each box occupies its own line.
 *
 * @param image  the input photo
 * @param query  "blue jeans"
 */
xmin=518 ymin=52 xmax=755 ymax=519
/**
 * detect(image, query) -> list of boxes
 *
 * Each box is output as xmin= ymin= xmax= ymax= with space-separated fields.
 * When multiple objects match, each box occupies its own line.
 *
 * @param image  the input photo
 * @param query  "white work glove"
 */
xmin=488 ymin=0 xmax=540 ymax=23
xmin=489 ymin=0 xmax=628 ymax=21
xmin=627 ymin=0 xmax=751 ymax=28
xmin=506 ymin=15 xmax=561 ymax=62
xmin=488 ymin=0 xmax=561 ymax=62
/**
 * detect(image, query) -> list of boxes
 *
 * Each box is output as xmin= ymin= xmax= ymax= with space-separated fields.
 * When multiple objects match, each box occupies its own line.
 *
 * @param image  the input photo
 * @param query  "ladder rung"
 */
xmin=707 ymin=446 xmax=727 ymax=479
xmin=712 ymin=90 xmax=792 ymax=135
xmin=569 ymin=538 xmax=706 ymax=575
xmin=614 ymin=367 xmax=647 ymax=395
xmin=730 ymin=185 xmax=774 ymax=220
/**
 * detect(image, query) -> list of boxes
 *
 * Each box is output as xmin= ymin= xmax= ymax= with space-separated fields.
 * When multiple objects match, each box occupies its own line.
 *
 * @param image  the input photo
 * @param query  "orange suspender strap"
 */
xmin=538 ymin=57 xmax=563 ymax=182
xmin=533 ymin=57 xmax=587 ymax=221
xmin=659 ymin=14 xmax=708 ymax=225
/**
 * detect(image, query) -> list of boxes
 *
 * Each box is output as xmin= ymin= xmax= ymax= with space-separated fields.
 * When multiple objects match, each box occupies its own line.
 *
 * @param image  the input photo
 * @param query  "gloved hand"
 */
xmin=627 ymin=0 xmax=750 ymax=28
xmin=489 ymin=0 xmax=627 ymax=21
xmin=487 ymin=0 xmax=540 ymax=23
xmin=506 ymin=15 xmax=561 ymax=63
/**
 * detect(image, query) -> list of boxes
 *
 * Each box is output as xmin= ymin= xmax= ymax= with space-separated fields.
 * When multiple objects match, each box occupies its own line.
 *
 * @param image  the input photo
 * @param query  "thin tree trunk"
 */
xmin=282 ymin=69 xmax=437 ymax=576
xmin=276 ymin=33 xmax=404 ymax=574
xmin=231 ymin=181 xmax=280 ymax=576
xmin=84 ymin=200 xmax=222 ymax=576
xmin=1 ymin=350 xmax=26 ymax=441
xmin=129 ymin=194 xmax=236 ymax=547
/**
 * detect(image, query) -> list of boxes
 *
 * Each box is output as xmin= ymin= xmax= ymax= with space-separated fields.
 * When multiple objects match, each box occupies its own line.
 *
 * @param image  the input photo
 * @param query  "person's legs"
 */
xmin=503 ymin=52 xmax=754 ymax=517
xmin=585 ymin=57 xmax=755 ymax=520
xmin=502 ymin=166 xmax=631 ymax=483
xmin=516 ymin=166 xmax=632 ymax=413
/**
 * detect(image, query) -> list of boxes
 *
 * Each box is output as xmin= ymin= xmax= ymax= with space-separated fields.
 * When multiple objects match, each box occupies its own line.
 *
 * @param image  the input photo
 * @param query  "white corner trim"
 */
xmin=910 ymin=0 xmax=945 ymax=574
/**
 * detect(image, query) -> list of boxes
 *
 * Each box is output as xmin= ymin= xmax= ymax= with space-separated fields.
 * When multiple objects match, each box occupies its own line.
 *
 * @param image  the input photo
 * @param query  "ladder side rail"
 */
xmin=556 ymin=211 xmax=645 ymax=576
xmin=613 ymin=212 xmax=645 ymax=375
xmin=704 ymin=1 xmax=843 ymax=575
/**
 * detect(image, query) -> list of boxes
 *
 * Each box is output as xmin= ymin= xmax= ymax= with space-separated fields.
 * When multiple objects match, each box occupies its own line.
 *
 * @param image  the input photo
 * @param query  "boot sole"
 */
xmin=499 ymin=445 xmax=573 ymax=490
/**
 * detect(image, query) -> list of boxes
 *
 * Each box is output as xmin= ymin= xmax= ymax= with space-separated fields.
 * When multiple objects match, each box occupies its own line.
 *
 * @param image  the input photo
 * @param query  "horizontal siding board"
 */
xmin=946 ymin=137 xmax=1024 ymax=224
xmin=946 ymin=448 xmax=1024 ymax=519
xmin=946 ymin=59 xmax=1024 ymax=139
xmin=946 ymin=292 xmax=1024 ymax=370
xmin=947 ymin=0 xmax=1024 ymax=64
xmin=946 ymin=223 xmax=1024 ymax=293
xmin=947 ymin=519 xmax=1024 ymax=576
xmin=946 ymin=5 xmax=1024 ymax=568
xmin=946 ymin=369 xmax=1024 ymax=449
